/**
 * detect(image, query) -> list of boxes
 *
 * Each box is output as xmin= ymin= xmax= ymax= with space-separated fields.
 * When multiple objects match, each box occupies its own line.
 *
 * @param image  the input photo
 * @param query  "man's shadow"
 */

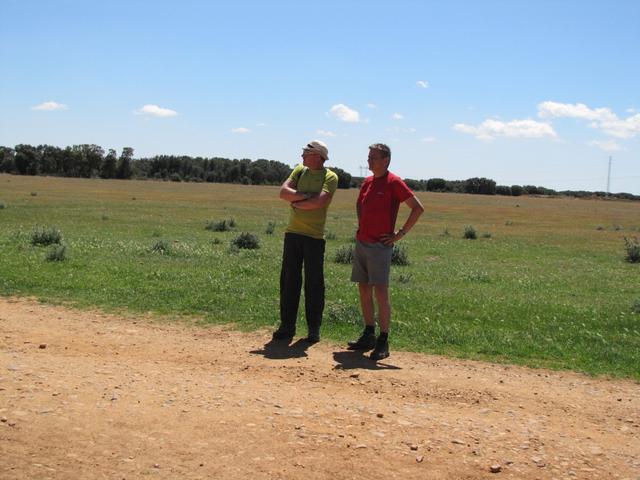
xmin=332 ymin=350 xmax=402 ymax=371
xmin=250 ymin=339 xmax=312 ymax=359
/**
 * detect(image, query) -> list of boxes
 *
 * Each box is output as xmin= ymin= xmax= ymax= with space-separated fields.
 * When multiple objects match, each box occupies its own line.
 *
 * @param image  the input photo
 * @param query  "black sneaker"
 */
xmin=370 ymin=336 xmax=389 ymax=361
xmin=272 ymin=328 xmax=295 ymax=342
xmin=303 ymin=334 xmax=320 ymax=344
xmin=347 ymin=331 xmax=376 ymax=351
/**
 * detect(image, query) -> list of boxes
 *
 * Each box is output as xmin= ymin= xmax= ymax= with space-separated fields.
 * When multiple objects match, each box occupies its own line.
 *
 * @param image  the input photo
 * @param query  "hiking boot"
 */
xmin=347 ymin=331 xmax=376 ymax=351
xmin=303 ymin=333 xmax=320 ymax=344
xmin=370 ymin=336 xmax=389 ymax=361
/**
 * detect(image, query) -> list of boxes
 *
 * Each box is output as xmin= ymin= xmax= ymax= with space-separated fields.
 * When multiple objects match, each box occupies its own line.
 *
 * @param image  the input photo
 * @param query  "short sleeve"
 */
xmin=392 ymin=177 xmax=414 ymax=203
xmin=288 ymin=164 xmax=305 ymax=183
xmin=322 ymin=170 xmax=339 ymax=194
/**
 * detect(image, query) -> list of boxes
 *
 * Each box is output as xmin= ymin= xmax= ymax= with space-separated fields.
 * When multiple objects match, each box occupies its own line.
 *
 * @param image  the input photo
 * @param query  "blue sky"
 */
xmin=1 ymin=0 xmax=639 ymax=193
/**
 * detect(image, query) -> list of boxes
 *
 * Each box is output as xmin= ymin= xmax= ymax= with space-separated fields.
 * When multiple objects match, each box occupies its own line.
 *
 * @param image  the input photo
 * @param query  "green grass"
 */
xmin=1 ymin=173 xmax=639 ymax=379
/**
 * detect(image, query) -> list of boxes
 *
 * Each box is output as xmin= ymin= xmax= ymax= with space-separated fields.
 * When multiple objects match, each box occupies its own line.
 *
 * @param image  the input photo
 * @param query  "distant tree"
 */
xmin=14 ymin=144 xmax=40 ymax=175
xmin=427 ymin=178 xmax=447 ymax=191
xmin=101 ymin=149 xmax=118 ymax=178
xmin=511 ymin=185 xmax=523 ymax=196
xmin=464 ymin=177 xmax=496 ymax=195
xmin=116 ymin=147 xmax=134 ymax=179
xmin=496 ymin=185 xmax=512 ymax=196
xmin=0 ymin=146 xmax=16 ymax=173
xmin=331 ymin=166 xmax=352 ymax=189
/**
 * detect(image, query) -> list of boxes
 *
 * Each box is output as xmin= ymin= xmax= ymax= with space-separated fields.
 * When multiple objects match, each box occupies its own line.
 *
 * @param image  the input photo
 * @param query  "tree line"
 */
xmin=0 ymin=143 xmax=637 ymax=201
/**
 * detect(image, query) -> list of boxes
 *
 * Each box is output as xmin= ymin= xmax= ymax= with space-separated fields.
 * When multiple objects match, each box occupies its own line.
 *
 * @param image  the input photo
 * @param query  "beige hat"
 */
xmin=303 ymin=140 xmax=329 ymax=160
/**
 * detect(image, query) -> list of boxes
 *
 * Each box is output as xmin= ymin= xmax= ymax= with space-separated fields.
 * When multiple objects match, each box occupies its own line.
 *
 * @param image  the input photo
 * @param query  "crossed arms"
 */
xmin=279 ymin=178 xmax=333 ymax=210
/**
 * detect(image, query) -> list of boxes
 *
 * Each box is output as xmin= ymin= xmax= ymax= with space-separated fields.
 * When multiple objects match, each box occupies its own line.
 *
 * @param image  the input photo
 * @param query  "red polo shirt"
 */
xmin=356 ymin=171 xmax=414 ymax=243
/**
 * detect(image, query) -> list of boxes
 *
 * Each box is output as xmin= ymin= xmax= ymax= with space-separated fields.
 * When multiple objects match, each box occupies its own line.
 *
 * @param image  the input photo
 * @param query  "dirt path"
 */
xmin=1 ymin=298 xmax=638 ymax=479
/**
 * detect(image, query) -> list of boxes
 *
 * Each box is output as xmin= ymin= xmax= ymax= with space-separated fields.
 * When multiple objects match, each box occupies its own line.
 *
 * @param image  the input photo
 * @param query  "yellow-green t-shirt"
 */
xmin=285 ymin=164 xmax=338 ymax=239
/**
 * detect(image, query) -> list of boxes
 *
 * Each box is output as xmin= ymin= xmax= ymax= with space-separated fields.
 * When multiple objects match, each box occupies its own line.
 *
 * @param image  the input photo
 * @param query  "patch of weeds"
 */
xmin=265 ymin=221 xmax=276 ymax=235
xmin=325 ymin=230 xmax=337 ymax=240
xmin=623 ymin=236 xmax=640 ymax=263
xmin=461 ymin=269 xmax=491 ymax=283
xmin=632 ymin=299 xmax=640 ymax=314
xmin=612 ymin=224 xmax=623 ymax=231
xmin=391 ymin=244 xmax=410 ymax=266
xmin=30 ymin=192 xmax=38 ymax=197
xmin=463 ymin=225 xmax=477 ymax=240
xmin=482 ymin=232 xmax=492 ymax=239
xmin=441 ymin=227 xmax=450 ymax=237
xmin=334 ymin=244 xmax=354 ymax=264
xmin=0 ymin=201 xmax=6 ymax=209
xmin=46 ymin=244 xmax=68 ymax=262
xmin=151 ymin=239 xmax=171 ymax=254
xmin=101 ymin=214 xmax=108 ymax=221
xmin=206 ymin=219 xmax=237 ymax=232
xmin=131 ymin=197 xmax=137 ymax=201
xmin=397 ymin=273 xmax=413 ymax=284
xmin=211 ymin=238 xmax=222 ymax=245
xmin=231 ymin=232 xmax=260 ymax=250
xmin=151 ymin=231 xmax=161 ymax=238
xmin=324 ymin=301 xmax=361 ymax=326
xmin=595 ymin=225 xmax=604 ymax=231
xmin=505 ymin=220 xmax=513 ymax=226
xmin=30 ymin=226 xmax=63 ymax=246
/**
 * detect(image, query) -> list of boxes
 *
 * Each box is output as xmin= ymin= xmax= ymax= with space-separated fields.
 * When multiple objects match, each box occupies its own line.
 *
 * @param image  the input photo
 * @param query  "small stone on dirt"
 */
xmin=490 ymin=464 xmax=502 ymax=473
xmin=416 ymin=455 xmax=424 ymax=463
xmin=39 ymin=344 xmax=47 ymax=349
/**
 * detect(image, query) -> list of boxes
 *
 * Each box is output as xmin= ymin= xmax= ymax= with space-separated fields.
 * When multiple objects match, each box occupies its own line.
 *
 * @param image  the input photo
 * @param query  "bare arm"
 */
xmin=279 ymin=178 xmax=309 ymax=203
xmin=380 ymin=195 xmax=424 ymax=245
xmin=291 ymin=190 xmax=333 ymax=210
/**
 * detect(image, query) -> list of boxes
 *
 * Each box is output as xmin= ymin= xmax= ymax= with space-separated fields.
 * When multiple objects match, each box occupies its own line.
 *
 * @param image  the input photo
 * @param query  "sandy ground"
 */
xmin=1 ymin=297 xmax=638 ymax=480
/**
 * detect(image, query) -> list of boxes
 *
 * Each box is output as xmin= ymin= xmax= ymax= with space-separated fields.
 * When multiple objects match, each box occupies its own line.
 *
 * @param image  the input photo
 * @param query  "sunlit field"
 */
xmin=1 ymin=173 xmax=638 ymax=378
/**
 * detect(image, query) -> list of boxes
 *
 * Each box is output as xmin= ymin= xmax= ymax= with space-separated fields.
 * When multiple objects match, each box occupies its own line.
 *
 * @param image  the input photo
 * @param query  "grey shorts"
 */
xmin=351 ymin=240 xmax=393 ymax=285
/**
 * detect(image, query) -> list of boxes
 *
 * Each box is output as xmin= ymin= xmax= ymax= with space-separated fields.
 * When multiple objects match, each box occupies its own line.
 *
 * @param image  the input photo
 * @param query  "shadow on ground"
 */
xmin=250 ymin=339 xmax=313 ymax=359
xmin=332 ymin=350 xmax=401 ymax=371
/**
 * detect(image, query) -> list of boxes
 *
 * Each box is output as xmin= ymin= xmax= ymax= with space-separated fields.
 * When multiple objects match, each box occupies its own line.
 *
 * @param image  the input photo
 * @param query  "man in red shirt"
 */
xmin=348 ymin=143 xmax=424 ymax=360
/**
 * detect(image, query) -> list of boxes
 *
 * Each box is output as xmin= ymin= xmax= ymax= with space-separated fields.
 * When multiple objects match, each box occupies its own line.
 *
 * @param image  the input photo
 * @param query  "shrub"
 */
xmin=228 ymin=218 xmax=236 ymax=228
xmin=397 ymin=273 xmax=413 ymax=284
xmin=265 ymin=221 xmax=276 ymax=235
xmin=632 ymin=299 xmax=640 ymax=314
xmin=325 ymin=230 xmax=337 ymax=240
xmin=30 ymin=226 xmax=63 ymax=246
xmin=0 ymin=201 xmax=6 ymax=209
xmin=391 ymin=244 xmax=410 ymax=266
xmin=206 ymin=220 xmax=231 ymax=232
xmin=505 ymin=220 xmax=513 ymax=226
xmin=441 ymin=227 xmax=450 ymax=237
xmin=211 ymin=238 xmax=222 ymax=245
xmin=623 ymin=237 xmax=640 ymax=263
xmin=231 ymin=232 xmax=260 ymax=249
xmin=334 ymin=244 xmax=354 ymax=264
xmin=151 ymin=239 xmax=171 ymax=254
xmin=46 ymin=244 xmax=68 ymax=262
xmin=595 ymin=225 xmax=604 ymax=231
xmin=101 ymin=214 xmax=108 ymax=221
xmin=30 ymin=192 xmax=38 ymax=196
xmin=463 ymin=225 xmax=477 ymax=239
xmin=482 ymin=232 xmax=492 ymax=239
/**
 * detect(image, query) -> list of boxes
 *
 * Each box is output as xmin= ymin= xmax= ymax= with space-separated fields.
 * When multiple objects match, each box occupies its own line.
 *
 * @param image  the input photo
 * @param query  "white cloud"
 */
xmin=134 ymin=104 xmax=178 ymax=117
xmin=416 ymin=80 xmax=429 ymax=89
xmin=538 ymin=101 xmax=640 ymax=139
xmin=231 ymin=127 xmax=250 ymax=134
xmin=391 ymin=113 xmax=404 ymax=120
xmin=588 ymin=140 xmax=625 ymax=152
xmin=257 ymin=122 xmax=269 ymax=127
xmin=31 ymin=101 xmax=68 ymax=111
xmin=366 ymin=103 xmax=377 ymax=109
xmin=329 ymin=103 xmax=361 ymax=123
xmin=316 ymin=129 xmax=336 ymax=137
xmin=420 ymin=136 xmax=436 ymax=143
xmin=453 ymin=118 xmax=557 ymax=140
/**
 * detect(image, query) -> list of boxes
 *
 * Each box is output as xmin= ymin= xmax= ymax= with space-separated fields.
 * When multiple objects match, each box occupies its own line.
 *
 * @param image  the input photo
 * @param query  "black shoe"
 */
xmin=303 ymin=334 xmax=320 ymax=344
xmin=272 ymin=328 xmax=294 ymax=342
xmin=347 ymin=331 xmax=376 ymax=351
xmin=370 ymin=336 xmax=389 ymax=361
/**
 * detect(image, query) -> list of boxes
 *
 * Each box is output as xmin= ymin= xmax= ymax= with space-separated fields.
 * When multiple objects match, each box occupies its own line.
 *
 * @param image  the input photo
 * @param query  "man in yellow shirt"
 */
xmin=273 ymin=140 xmax=338 ymax=343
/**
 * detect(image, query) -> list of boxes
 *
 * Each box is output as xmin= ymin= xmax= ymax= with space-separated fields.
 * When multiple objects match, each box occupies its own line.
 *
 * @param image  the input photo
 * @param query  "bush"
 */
xmin=30 ymin=226 xmax=63 ymax=246
xmin=632 ymin=299 xmax=640 ymax=314
xmin=391 ymin=244 xmax=410 ymax=266
xmin=624 ymin=237 xmax=640 ymax=263
xmin=325 ymin=230 xmax=337 ymax=240
xmin=441 ymin=227 xmax=450 ymax=237
xmin=46 ymin=244 xmax=68 ymax=262
xmin=231 ymin=232 xmax=260 ymax=250
xmin=463 ymin=225 xmax=477 ymax=239
xmin=265 ymin=221 xmax=276 ymax=235
xmin=206 ymin=220 xmax=231 ymax=232
xmin=211 ymin=238 xmax=222 ymax=245
xmin=228 ymin=218 xmax=236 ymax=228
xmin=334 ymin=244 xmax=354 ymax=264
xmin=0 ymin=201 xmax=6 ymax=209
xmin=151 ymin=239 xmax=171 ymax=254
xmin=482 ymin=232 xmax=492 ymax=239
xmin=505 ymin=220 xmax=513 ymax=226
xmin=30 ymin=192 xmax=38 ymax=196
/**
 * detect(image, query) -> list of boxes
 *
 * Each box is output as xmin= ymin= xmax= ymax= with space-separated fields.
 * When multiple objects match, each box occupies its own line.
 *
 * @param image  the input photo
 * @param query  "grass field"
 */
xmin=1 ymin=173 xmax=639 ymax=379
